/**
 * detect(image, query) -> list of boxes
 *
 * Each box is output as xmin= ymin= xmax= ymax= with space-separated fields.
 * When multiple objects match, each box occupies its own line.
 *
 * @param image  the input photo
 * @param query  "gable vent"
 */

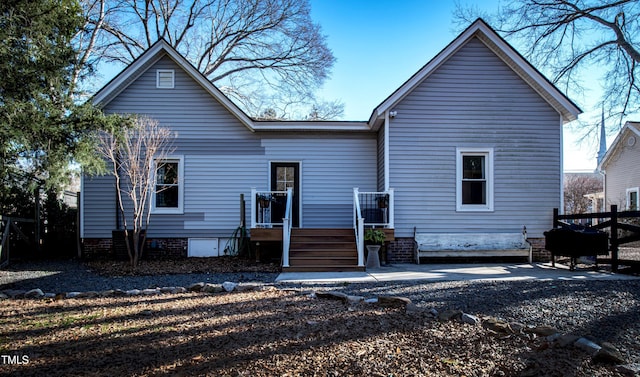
xmin=156 ymin=69 xmax=174 ymax=88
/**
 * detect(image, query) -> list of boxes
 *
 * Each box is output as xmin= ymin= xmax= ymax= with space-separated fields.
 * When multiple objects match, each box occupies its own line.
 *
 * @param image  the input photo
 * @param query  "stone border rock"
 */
xmin=0 ymin=281 xmax=265 ymax=301
xmin=311 ymin=290 xmax=630 ymax=369
xmin=1 ymin=285 xmax=634 ymax=372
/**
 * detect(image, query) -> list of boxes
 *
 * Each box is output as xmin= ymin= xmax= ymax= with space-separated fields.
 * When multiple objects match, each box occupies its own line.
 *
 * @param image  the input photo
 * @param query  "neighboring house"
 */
xmin=598 ymin=121 xmax=640 ymax=211
xmin=81 ymin=19 xmax=581 ymax=269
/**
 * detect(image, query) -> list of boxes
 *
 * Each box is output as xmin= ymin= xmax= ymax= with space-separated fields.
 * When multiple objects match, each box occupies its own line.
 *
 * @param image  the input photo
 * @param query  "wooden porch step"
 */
xmin=283 ymin=265 xmax=366 ymax=272
xmin=287 ymin=228 xmax=360 ymax=272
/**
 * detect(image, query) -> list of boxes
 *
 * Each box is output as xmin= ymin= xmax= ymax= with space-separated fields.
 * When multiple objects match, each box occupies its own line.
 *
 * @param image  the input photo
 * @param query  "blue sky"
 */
xmin=308 ymin=0 xmax=602 ymax=171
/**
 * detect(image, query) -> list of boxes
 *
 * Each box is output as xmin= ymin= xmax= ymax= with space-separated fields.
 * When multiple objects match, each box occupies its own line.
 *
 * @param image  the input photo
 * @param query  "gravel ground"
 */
xmin=2 ymin=260 xmax=640 ymax=375
xmin=2 ymin=260 xmax=639 ymax=351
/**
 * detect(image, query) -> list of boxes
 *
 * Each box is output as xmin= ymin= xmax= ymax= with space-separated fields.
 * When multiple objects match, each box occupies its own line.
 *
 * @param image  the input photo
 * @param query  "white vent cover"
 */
xmin=188 ymin=238 xmax=219 ymax=257
xmin=156 ymin=69 xmax=175 ymax=88
xmin=628 ymin=136 xmax=636 ymax=147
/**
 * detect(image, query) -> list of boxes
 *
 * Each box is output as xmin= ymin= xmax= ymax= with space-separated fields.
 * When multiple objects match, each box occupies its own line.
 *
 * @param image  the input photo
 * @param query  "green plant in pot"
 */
xmin=364 ymin=229 xmax=385 ymax=269
xmin=365 ymin=229 xmax=386 ymax=245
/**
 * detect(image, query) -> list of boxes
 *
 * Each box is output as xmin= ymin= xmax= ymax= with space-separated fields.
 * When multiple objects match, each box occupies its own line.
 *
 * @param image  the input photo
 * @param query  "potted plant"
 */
xmin=377 ymin=195 xmax=388 ymax=209
xmin=364 ymin=228 xmax=386 ymax=269
xmin=257 ymin=193 xmax=271 ymax=208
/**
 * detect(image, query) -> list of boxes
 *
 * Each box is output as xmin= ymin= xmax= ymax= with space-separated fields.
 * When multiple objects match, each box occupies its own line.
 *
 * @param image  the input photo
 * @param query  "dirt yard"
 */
xmin=1 ymin=258 xmax=639 ymax=376
xmin=0 ymin=286 xmax=635 ymax=377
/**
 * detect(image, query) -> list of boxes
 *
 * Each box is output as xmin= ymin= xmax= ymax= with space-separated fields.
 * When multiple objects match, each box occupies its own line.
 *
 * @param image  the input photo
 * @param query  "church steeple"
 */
xmin=597 ymin=105 xmax=607 ymax=167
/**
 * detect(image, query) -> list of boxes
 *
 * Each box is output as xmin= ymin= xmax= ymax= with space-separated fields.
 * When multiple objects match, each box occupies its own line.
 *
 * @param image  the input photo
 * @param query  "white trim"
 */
xmin=80 ymin=173 xmax=85 ymax=238
xmin=92 ymin=40 xmax=255 ymax=132
xmin=384 ymin=110 xmax=390 ymax=191
xmin=151 ymin=155 xmax=184 ymax=214
xmin=598 ymin=122 xmax=640 ymax=171
xmin=156 ymin=69 xmax=175 ymax=88
xmin=269 ymin=161 xmax=302 ymax=228
xmin=253 ymin=121 xmax=370 ymax=132
xmin=456 ymin=147 xmax=494 ymax=212
xmin=559 ymin=116 xmax=564 ymax=214
xmin=626 ymin=187 xmax=639 ymax=210
xmin=368 ymin=19 xmax=581 ymax=126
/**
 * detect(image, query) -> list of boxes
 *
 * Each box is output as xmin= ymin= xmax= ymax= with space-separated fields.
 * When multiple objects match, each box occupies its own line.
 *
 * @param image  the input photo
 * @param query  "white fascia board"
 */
xmin=91 ymin=40 xmax=255 ymax=132
xmin=253 ymin=121 xmax=371 ymax=132
xmin=598 ymin=122 xmax=640 ymax=171
xmin=161 ymin=46 xmax=255 ymax=131
xmin=475 ymin=26 xmax=581 ymax=122
xmin=368 ymin=19 xmax=581 ymax=126
xmin=368 ymin=20 xmax=483 ymax=126
xmin=92 ymin=42 xmax=167 ymax=106
xmin=598 ymin=125 xmax=626 ymax=171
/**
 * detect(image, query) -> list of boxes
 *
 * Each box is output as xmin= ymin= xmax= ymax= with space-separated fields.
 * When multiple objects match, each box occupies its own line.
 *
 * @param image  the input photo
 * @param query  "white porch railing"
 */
xmin=250 ymin=188 xmax=288 ymax=228
xmin=282 ymin=188 xmax=293 ymax=268
xmin=250 ymin=188 xmax=293 ymax=268
xmin=353 ymin=189 xmax=365 ymax=267
xmin=353 ymin=188 xmax=395 ymax=228
xmin=353 ymin=188 xmax=395 ymax=268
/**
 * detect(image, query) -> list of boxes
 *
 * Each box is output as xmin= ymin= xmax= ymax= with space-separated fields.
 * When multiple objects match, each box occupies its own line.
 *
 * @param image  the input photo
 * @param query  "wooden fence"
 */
xmin=0 ymin=216 xmax=36 ymax=268
xmin=553 ymin=205 xmax=640 ymax=272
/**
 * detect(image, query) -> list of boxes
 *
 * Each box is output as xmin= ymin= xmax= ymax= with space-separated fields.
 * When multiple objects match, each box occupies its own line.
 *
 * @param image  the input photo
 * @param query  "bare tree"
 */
xmin=455 ymin=0 xmax=640 ymax=131
xmin=564 ymin=174 xmax=603 ymax=213
xmin=74 ymin=0 xmax=341 ymax=118
xmin=97 ymin=116 xmax=175 ymax=268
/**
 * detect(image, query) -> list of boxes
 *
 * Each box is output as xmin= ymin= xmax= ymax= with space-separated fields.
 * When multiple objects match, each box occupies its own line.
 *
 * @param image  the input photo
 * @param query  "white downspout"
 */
xmin=559 ymin=117 xmax=564 ymax=214
xmin=384 ymin=110 xmax=390 ymax=191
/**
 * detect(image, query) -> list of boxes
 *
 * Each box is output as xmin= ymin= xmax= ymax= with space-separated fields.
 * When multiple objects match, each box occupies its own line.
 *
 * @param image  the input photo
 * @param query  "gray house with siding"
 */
xmin=598 ymin=121 xmax=640 ymax=211
xmin=81 ymin=19 xmax=581 ymax=270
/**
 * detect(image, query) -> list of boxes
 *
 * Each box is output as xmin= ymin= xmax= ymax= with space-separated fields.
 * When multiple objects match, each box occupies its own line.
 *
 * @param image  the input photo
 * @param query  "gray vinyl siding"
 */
xmin=604 ymin=130 xmax=640 ymax=208
xmin=82 ymin=174 xmax=116 ymax=237
xmin=377 ymin=127 xmax=385 ymax=191
xmin=261 ymin=134 xmax=377 ymax=228
xmin=389 ymin=37 xmax=561 ymax=238
xmin=83 ymin=54 xmax=376 ymax=238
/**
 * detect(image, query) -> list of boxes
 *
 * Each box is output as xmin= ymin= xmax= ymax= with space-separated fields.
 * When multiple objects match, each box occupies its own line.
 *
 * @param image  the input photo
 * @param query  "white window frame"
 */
xmin=151 ymin=156 xmax=184 ymax=214
xmin=156 ymin=69 xmax=175 ymax=89
xmin=626 ymin=187 xmax=639 ymax=211
xmin=456 ymin=148 xmax=494 ymax=212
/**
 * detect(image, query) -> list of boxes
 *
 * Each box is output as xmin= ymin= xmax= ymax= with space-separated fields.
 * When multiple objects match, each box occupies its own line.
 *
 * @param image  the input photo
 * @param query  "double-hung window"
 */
xmin=627 ymin=187 xmax=639 ymax=211
xmin=456 ymin=148 xmax=493 ymax=212
xmin=152 ymin=157 xmax=183 ymax=214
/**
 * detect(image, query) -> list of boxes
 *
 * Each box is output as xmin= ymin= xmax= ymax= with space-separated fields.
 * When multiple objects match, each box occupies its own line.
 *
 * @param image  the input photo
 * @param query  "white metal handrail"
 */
xmin=282 ymin=188 xmax=293 ymax=268
xmin=356 ymin=189 xmax=395 ymax=228
xmin=250 ymin=188 xmax=288 ymax=228
xmin=353 ymin=188 xmax=365 ymax=267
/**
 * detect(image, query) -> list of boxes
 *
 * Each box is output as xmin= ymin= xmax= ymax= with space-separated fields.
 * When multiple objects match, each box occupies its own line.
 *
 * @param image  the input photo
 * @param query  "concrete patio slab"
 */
xmin=275 ymin=263 xmax=639 ymax=284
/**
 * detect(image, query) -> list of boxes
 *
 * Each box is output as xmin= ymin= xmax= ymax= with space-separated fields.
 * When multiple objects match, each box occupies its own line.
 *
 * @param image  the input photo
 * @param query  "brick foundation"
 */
xmin=145 ymin=238 xmax=188 ymax=259
xmin=528 ymin=237 xmax=551 ymax=262
xmin=384 ymin=236 xmax=550 ymax=264
xmin=385 ymin=237 xmax=416 ymax=264
xmin=81 ymin=236 xmax=188 ymax=260
xmin=82 ymin=238 xmax=113 ymax=260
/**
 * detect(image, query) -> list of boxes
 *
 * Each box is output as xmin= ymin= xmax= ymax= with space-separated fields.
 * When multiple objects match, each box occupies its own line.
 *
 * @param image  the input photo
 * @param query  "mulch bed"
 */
xmin=84 ymin=256 xmax=280 ymax=276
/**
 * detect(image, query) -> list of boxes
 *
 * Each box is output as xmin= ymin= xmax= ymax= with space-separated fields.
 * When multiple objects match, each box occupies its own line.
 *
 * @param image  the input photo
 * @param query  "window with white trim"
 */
xmin=627 ymin=187 xmax=639 ymax=210
xmin=456 ymin=148 xmax=494 ymax=211
xmin=156 ymin=69 xmax=174 ymax=88
xmin=152 ymin=157 xmax=183 ymax=214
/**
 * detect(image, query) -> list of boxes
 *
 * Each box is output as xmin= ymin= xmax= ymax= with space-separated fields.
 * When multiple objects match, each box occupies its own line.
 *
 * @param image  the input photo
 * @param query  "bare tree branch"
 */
xmin=96 ymin=116 xmax=176 ymax=268
xmin=73 ymin=0 xmax=340 ymax=119
xmin=455 ymin=0 xmax=640 ymax=133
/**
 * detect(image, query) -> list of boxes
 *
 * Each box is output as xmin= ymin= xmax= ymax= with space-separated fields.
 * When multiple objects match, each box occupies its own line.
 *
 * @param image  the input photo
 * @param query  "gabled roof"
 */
xmin=598 ymin=121 xmax=640 ymax=171
xmin=92 ymin=39 xmax=255 ymax=131
xmin=91 ymin=40 xmax=370 ymax=133
xmin=368 ymin=18 xmax=582 ymax=128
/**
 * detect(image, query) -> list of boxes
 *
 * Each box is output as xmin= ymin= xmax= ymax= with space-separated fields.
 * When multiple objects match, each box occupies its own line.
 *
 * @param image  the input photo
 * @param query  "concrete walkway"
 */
xmin=275 ymin=263 xmax=640 ymax=284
